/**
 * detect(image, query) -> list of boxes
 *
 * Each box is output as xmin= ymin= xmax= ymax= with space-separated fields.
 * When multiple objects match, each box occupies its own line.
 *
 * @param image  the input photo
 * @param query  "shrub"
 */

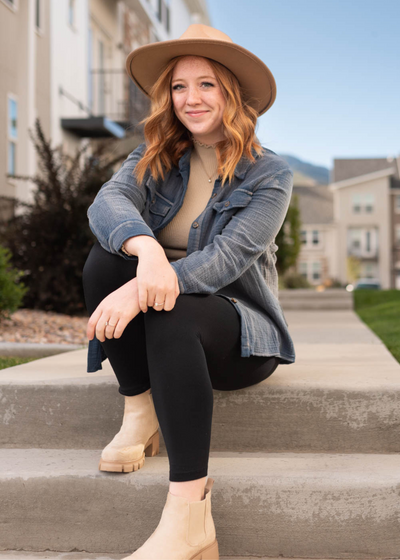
xmin=0 ymin=244 xmax=28 ymax=320
xmin=282 ymin=271 xmax=312 ymax=289
xmin=0 ymin=118 xmax=133 ymax=315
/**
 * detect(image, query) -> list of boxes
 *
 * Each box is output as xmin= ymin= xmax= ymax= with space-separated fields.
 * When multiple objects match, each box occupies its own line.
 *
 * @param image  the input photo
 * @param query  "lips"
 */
xmin=187 ymin=111 xmax=208 ymax=116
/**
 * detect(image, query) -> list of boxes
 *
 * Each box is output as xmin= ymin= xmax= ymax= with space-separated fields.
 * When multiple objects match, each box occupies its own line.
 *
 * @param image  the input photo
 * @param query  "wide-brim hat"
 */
xmin=126 ymin=24 xmax=276 ymax=117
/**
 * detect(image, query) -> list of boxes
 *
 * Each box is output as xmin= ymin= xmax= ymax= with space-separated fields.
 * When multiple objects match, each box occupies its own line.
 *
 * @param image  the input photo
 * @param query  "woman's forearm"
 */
xmin=123 ymin=235 xmax=165 ymax=259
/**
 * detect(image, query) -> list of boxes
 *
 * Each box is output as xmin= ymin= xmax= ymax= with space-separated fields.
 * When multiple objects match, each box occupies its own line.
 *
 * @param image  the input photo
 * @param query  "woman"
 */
xmin=82 ymin=24 xmax=295 ymax=560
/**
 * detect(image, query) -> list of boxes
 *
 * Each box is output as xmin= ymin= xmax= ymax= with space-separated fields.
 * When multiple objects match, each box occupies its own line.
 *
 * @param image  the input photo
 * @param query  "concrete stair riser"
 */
xmin=0 ymin=451 xmax=399 ymax=558
xmin=1 ymin=380 xmax=400 ymax=453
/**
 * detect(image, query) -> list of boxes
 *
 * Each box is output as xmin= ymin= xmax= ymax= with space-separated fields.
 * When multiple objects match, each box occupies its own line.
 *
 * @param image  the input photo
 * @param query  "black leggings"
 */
xmin=82 ymin=240 xmax=279 ymax=482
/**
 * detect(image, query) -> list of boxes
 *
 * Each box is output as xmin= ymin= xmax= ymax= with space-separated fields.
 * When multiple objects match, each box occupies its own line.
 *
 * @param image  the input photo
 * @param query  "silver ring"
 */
xmin=105 ymin=321 xmax=115 ymax=327
xmin=154 ymin=302 xmax=163 ymax=307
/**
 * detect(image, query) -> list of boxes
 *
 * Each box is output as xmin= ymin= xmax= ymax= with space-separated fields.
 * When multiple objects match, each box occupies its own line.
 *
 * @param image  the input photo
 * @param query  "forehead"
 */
xmin=172 ymin=56 xmax=215 ymax=77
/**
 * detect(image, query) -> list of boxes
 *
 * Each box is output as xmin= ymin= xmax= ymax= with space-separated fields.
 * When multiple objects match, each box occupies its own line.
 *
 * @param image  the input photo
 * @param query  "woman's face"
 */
xmin=171 ymin=56 xmax=226 ymax=145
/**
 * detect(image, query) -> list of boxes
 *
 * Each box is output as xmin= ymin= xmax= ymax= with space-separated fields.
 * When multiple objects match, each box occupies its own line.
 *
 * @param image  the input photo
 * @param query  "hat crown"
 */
xmin=178 ymin=24 xmax=233 ymax=44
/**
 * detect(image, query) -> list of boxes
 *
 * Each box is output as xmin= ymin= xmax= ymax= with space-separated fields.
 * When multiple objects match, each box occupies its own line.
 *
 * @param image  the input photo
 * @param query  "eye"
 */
xmin=172 ymin=82 xmax=215 ymax=91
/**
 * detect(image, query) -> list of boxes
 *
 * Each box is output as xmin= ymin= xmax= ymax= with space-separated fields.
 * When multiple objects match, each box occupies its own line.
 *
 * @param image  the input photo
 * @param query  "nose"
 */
xmin=186 ymin=86 xmax=202 ymax=106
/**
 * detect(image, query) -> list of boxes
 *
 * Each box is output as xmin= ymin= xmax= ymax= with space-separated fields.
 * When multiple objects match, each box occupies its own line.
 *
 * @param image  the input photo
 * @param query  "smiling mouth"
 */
xmin=187 ymin=111 xmax=208 ymax=116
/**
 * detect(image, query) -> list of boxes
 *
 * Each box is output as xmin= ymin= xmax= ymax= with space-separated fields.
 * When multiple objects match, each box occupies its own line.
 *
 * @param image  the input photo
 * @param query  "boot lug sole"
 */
xmin=98 ymin=429 xmax=160 ymax=473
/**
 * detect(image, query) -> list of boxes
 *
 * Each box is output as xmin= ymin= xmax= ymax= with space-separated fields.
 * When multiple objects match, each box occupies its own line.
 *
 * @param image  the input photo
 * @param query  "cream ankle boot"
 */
xmin=99 ymin=388 xmax=159 ymax=473
xmin=122 ymin=477 xmax=219 ymax=560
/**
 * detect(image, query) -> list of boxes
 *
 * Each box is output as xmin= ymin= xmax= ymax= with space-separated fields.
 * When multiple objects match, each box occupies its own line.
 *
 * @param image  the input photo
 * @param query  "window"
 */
xmin=7 ymin=96 xmax=17 ymax=176
xmin=299 ymin=262 xmax=307 ymax=278
xmin=352 ymin=194 xmax=362 ymax=213
xmin=88 ymin=28 xmax=93 ymax=110
xmin=300 ymin=230 xmax=307 ymax=244
xmin=352 ymin=193 xmax=374 ymax=213
xmin=157 ymin=0 xmax=169 ymax=31
xmin=348 ymin=227 xmax=378 ymax=257
xmin=68 ymin=0 xmax=75 ymax=27
xmin=98 ymin=40 xmax=105 ymax=114
xmin=35 ymin=0 xmax=41 ymax=28
xmin=396 ymin=226 xmax=400 ymax=245
xmin=396 ymin=195 xmax=400 ymax=213
xmin=364 ymin=263 xmax=375 ymax=278
xmin=312 ymin=262 xmax=321 ymax=281
xmin=312 ymin=230 xmax=319 ymax=245
xmin=364 ymin=193 xmax=374 ymax=213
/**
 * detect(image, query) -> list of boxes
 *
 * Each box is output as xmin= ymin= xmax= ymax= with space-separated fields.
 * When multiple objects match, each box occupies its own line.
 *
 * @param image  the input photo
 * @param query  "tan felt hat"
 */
xmin=126 ymin=24 xmax=277 ymax=117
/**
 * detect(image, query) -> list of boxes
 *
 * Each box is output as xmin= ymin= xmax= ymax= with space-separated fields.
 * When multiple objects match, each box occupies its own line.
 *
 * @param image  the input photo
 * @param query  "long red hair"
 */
xmin=133 ymin=55 xmax=264 ymax=188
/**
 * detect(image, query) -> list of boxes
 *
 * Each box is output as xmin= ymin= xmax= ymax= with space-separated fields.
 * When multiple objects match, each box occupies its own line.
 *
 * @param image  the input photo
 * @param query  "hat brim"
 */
xmin=126 ymin=39 xmax=276 ymax=117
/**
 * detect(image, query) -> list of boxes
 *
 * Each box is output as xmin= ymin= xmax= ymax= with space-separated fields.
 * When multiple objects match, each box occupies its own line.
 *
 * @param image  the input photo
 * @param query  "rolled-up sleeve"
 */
xmin=170 ymin=167 xmax=293 ymax=294
xmin=87 ymin=142 xmax=157 ymax=259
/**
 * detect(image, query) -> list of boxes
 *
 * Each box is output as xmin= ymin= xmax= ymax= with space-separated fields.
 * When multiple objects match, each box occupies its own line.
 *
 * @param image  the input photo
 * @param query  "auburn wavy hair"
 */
xmin=133 ymin=55 xmax=264 ymax=188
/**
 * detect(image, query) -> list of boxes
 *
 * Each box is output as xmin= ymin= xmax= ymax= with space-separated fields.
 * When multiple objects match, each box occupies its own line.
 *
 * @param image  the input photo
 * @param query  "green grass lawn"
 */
xmin=353 ymin=289 xmax=400 ymax=363
xmin=0 ymin=356 xmax=39 ymax=370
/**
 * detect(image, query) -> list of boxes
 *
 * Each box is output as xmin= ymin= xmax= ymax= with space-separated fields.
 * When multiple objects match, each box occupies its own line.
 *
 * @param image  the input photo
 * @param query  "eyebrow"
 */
xmin=171 ymin=75 xmax=216 ymax=84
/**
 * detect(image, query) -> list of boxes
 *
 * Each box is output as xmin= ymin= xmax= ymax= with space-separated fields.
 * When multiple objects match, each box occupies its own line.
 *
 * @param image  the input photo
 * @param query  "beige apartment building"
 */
xmin=294 ymin=155 xmax=400 ymax=290
xmin=0 ymin=0 xmax=210 ymax=219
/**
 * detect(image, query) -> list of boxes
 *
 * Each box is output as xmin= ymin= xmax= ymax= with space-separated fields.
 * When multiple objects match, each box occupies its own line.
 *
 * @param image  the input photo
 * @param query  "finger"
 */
xmin=163 ymin=290 xmax=175 ymax=312
xmin=87 ymin=306 xmax=103 ymax=340
xmin=137 ymin=282 xmax=148 ymax=313
xmin=104 ymin=316 xmax=119 ymax=339
xmin=153 ymin=294 xmax=166 ymax=311
xmin=95 ymin=312 xmax=109 ymax=342
xmin=113 ymin=318 xmax=126 ymax=339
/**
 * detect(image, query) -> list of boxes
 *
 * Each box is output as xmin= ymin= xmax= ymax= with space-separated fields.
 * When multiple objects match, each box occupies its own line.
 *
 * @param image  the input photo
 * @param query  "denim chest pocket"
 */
xmin=148 ymin=190 xmax=174 ymax=217
xmin=212 ymin=188 xmax=253 ymax=213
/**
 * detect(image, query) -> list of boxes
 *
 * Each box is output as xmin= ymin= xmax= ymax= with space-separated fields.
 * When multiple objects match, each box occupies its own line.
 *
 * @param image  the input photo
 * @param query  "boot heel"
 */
xmin=144 ymin=430 xmax=160 ymax=457
xmin=199 ymin=539 xmax=219 ymax=559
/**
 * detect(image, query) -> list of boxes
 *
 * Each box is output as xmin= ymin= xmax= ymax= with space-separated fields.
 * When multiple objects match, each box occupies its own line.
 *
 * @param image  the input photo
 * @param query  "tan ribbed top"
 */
xmin=156 ymin=140 xmax=219 ymax=261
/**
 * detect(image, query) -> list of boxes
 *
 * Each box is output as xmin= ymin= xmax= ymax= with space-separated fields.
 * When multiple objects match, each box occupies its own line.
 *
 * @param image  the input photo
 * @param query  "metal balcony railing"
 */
xmin=89 ymin=69 xmax=150 ymax=127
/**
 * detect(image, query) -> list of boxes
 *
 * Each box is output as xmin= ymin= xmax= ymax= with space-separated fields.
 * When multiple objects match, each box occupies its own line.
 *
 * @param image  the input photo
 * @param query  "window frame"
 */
xmin=7 ymin=93 xmax=18 ymax=178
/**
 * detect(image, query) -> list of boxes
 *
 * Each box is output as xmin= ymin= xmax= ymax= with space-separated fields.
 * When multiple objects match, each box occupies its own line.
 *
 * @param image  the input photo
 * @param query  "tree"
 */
xmin=0 ymin=118 xmax=132 ymax=315
xmin=275 ymin=192 xmax=302 ymax=275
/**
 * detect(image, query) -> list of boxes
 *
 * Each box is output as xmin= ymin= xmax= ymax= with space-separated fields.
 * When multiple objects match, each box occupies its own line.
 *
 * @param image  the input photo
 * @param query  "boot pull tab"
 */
xmin=205 ymin=477 xmax=214 ymax=493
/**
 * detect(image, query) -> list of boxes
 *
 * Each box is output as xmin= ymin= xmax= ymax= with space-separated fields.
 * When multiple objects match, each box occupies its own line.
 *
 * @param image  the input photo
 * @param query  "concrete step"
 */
xmin=0 ymin=450 xmax=399 ymax=559
xmin=1 ymin=310 xmax=399 ymax=453
xmin=279 ymin=289 xmax=353 ymax=310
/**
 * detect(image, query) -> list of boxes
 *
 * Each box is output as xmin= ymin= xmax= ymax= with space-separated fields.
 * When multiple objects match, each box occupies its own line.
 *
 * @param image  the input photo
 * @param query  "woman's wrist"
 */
xmin=123 ymin=235 xmax=164 ymax=258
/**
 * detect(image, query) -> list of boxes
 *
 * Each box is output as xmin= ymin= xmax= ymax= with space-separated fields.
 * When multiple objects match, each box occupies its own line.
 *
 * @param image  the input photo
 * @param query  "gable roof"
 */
xmin=332 ymin=155 xmax=400 ymax=182
xmin=292 ymin=185 xmax=333 ymax=225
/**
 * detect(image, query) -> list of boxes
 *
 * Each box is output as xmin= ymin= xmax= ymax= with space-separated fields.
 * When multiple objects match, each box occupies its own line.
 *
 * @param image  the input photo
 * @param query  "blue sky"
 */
xmin=206 ymin=0 xmax=400 ymax=170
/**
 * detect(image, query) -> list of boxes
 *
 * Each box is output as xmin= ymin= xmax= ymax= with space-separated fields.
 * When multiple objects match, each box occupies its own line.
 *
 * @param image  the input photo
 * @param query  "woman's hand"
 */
xmin=136 ymin=252 xmax=180 ymax=313
xmin=123 ymin=235 xmax=180 ymax=313
xmin=86 ymin=277 xmax=142 ymax=342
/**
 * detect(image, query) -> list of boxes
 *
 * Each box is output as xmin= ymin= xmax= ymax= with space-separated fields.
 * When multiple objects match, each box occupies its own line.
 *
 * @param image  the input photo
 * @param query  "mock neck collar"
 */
xmin=176 ymin=144 xmax=261 ymax=180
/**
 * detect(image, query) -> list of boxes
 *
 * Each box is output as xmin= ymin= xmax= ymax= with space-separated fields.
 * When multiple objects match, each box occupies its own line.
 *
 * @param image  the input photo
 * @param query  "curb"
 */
xmin=0 ymin=342 xmax=87 ymax=358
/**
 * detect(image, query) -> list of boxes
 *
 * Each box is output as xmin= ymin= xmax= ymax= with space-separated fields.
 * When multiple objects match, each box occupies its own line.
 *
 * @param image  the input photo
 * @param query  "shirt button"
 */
xmin=192 ymin=222 xmax=199 ymax=228
xmin=231 ymin=298 xmax=237 ymax=303
xmin=224 ymin=201 xmax=230 ymax=207
xmin=151 ymin=198 xmax=155 ymax=204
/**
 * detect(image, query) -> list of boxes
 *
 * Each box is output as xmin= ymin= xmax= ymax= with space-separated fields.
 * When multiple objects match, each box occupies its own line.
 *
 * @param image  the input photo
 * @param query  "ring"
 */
xmin=105 ymin=321 xmax=115 ymax=327
xmin=154 ymin=302 xmax=163 ymax=307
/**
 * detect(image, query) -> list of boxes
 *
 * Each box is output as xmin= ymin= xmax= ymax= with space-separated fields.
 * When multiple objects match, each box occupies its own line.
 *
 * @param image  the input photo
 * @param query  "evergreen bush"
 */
xmin=0 ymin=245 xmax=28 ymax=320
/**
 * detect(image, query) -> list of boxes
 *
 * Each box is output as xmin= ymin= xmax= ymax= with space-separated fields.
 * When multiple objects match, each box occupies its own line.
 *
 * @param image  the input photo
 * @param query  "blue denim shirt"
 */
xmin=86 ymin=141 xmax=296 ymax=372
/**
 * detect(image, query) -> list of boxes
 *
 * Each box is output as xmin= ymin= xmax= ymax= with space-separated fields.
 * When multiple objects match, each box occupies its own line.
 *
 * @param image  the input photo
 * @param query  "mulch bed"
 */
xmin=0 ymin=308 xmax=89 ymax=345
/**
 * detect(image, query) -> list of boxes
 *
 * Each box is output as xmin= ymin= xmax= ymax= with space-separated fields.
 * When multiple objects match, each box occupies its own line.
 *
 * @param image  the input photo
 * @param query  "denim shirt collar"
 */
xmin=176 ymin=144 xmax=261 ymax=180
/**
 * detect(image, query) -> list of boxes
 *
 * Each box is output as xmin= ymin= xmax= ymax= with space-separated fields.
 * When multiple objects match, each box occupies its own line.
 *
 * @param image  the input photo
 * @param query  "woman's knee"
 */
xmin=143 ymin=294 xmax=205 ymax=342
